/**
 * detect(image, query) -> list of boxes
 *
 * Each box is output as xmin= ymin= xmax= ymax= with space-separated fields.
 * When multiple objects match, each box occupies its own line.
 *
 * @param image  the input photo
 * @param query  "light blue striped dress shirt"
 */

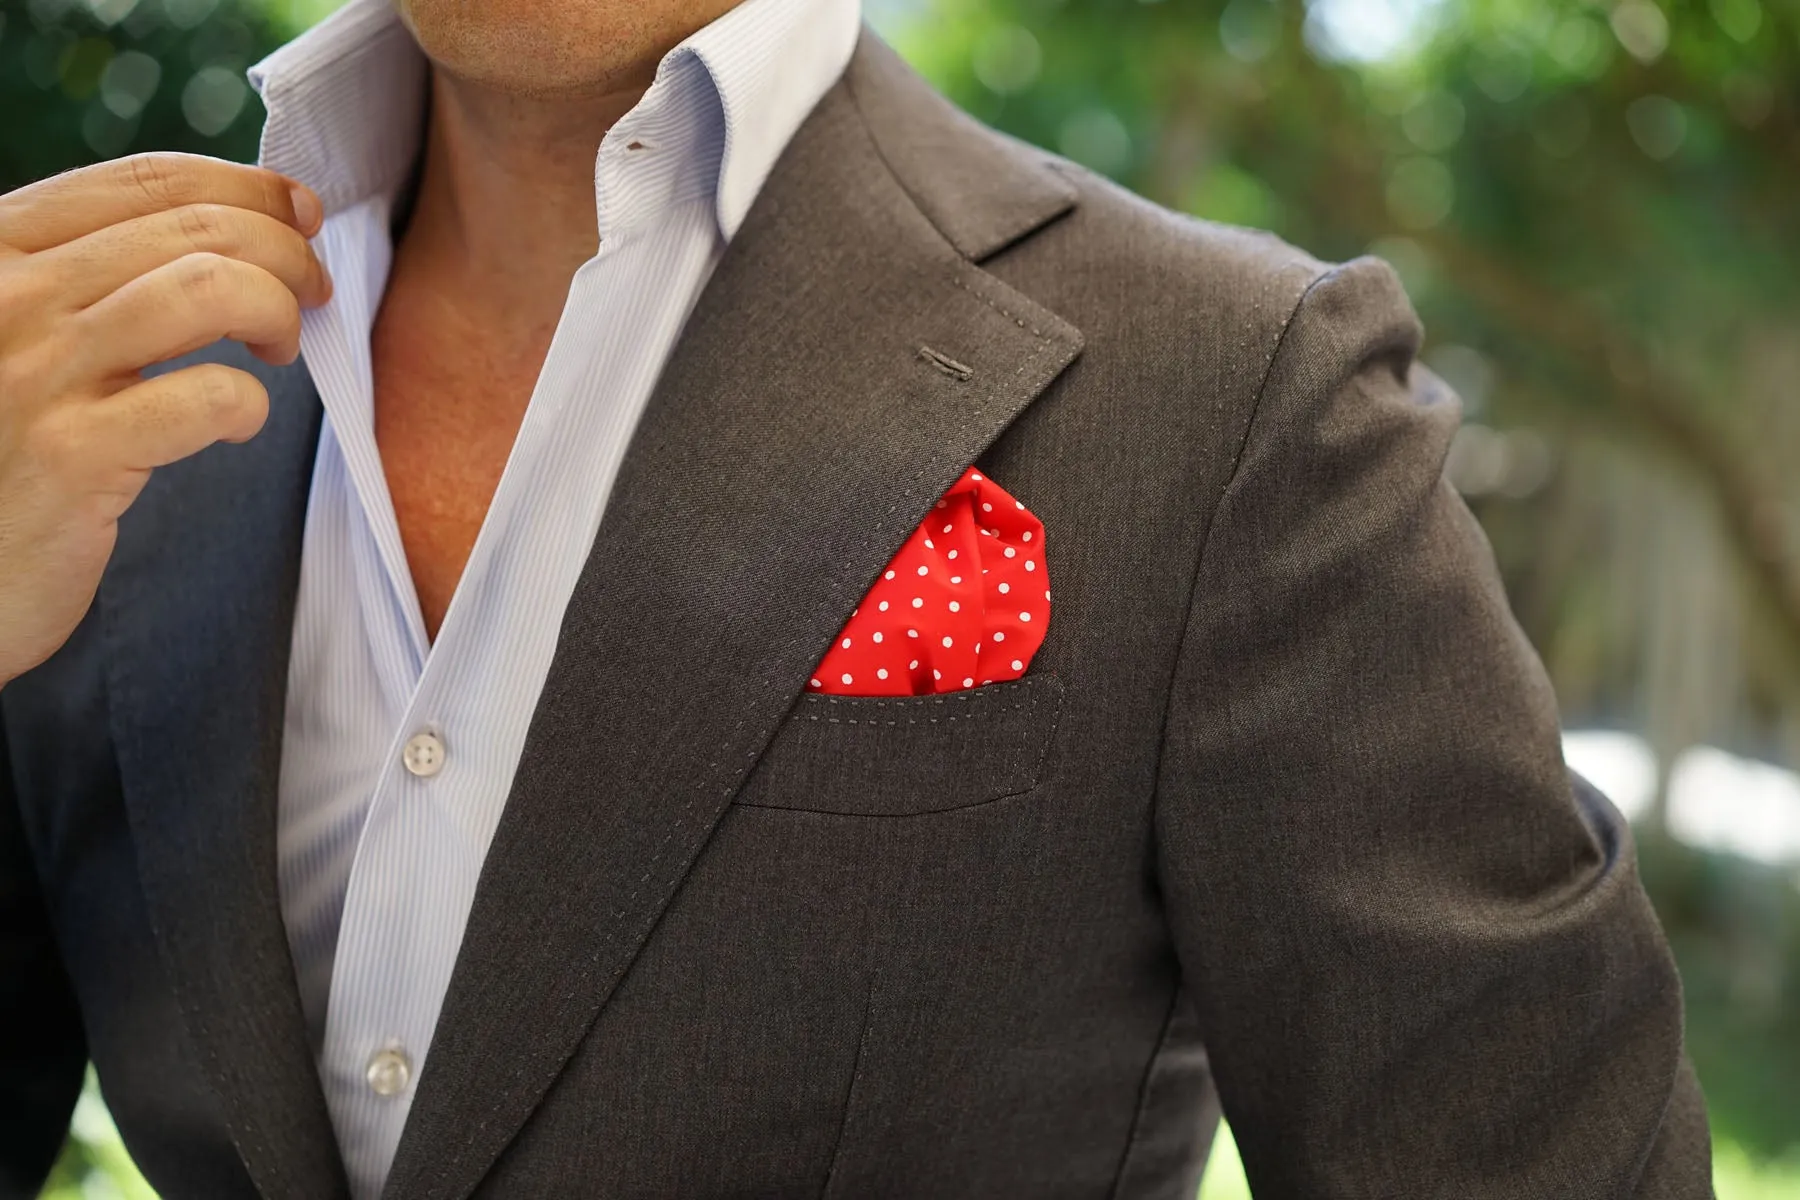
xmin=246 ymin=0 xmax=860 ymax=1191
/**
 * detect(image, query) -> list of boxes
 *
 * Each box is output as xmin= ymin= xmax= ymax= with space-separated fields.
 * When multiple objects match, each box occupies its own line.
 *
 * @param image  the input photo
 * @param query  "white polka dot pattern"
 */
xmin=809 ymin=467 xmax=1048 ymax=695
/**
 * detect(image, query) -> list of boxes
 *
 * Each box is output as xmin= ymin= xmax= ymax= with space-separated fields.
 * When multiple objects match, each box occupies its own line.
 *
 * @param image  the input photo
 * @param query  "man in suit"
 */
xmin=0 ymin=0 xmax=1714 ymax=1192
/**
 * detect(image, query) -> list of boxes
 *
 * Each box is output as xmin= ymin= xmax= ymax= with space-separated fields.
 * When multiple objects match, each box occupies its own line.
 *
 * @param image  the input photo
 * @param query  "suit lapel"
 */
xmin=99 ymin=346 xmax=349 ymax=1198
xmin=382 ymin=34 xmax=1082 ymax=1200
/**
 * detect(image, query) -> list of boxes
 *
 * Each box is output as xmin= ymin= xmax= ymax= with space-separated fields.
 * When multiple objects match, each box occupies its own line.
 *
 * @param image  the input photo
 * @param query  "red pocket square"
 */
xmin=808 ymin=467 xmax=1049 ymax=696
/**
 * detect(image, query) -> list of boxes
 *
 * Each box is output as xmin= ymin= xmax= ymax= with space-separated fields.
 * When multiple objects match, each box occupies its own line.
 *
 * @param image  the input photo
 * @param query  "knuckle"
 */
xmin=191 ymin=363 xmax=239 ymax=409
xmin=196 ymin=365 xmax=268 ymax=437
xmin=174 ymin=203 xmax=234 ymax=252
xmin=173 ymin=251 xmax=232 ymax=305
xmin=121 ymin=153 xmax=194 ymax=209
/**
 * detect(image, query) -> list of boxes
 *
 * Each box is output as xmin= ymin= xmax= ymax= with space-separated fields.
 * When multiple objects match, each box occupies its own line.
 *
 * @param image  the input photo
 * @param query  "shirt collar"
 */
xmin=248 ymin=0 xmax=861 ymax=242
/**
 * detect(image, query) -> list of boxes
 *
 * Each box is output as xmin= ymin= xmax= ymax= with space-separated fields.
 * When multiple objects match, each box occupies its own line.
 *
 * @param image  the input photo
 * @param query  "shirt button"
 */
xmin=402 ymin=730 xmax=445 ymax=777
xmin=366 ymin=1046 xmax=412 ymax=1097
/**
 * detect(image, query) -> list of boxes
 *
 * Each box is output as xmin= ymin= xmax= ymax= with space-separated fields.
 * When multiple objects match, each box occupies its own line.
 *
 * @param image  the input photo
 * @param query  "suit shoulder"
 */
xmin=1066 ymin=152 xmax=1322 ymax=269
xmin=1019 ymin=150 xmax=1332 ymax=321
xmin=974 ymin=147 xmax=1346 ymax=402
xmin=844 ymin=37 xmax=1331 ymax=318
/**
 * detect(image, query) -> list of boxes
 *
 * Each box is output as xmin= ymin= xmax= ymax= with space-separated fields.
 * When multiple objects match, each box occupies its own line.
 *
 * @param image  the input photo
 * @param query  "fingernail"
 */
xmin=289 ymin=184 xmax=322 ymax=232
xmin=318 ymin=260 xmax=334 ymax=304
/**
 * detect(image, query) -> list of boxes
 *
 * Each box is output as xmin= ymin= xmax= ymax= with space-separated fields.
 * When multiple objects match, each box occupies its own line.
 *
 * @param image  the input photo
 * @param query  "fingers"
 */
xmin=65 ymin=362 xmax=271 ymax=470
xmin=39 ymin=203 xmax=332 ymax=312
xmin=78 ymin=252 xmax=304 ymax=373
xmin=0 ymin=152 xmax=322 ymax=253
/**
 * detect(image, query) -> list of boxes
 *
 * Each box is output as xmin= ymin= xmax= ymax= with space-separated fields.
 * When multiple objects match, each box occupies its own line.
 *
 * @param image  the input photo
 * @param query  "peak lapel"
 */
xmin=382 ymin=35 xmax=1083 ymax=1200
xmin=99 ymin=346 xmax=349 ymax=1199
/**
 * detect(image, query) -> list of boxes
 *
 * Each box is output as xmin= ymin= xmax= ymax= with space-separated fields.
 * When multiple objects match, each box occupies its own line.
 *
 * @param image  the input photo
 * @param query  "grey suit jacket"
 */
xmin=0 ymin=31 xmax=1712 ymax=1200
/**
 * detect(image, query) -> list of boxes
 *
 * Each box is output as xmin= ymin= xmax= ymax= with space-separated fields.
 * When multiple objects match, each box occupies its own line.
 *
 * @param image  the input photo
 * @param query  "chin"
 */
xmin=396 ymin=0 xmax=678 ymax=96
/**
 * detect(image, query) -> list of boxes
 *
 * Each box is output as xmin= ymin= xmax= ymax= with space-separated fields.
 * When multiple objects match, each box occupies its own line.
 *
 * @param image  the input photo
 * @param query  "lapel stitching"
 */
xmin=422 ymin=296 xmax=1066 ymax=1196
xmin=383 ymin=34 xmax=1085 ymax=1199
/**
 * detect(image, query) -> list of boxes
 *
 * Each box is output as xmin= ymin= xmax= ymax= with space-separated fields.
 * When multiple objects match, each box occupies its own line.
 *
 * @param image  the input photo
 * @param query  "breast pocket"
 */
xmin=732 ymin=674 xmax=1064 ymax=816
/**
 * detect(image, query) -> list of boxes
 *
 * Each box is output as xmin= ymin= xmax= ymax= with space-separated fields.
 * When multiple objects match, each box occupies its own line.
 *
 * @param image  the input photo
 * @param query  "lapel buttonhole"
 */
xmin=918 ymin=345 xmax=974 ymax=381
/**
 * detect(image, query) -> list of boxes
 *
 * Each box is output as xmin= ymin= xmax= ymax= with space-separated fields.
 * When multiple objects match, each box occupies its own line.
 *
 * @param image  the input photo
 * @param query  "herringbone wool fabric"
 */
xmin=0 ymin=27 xmax=1712 ymax=1200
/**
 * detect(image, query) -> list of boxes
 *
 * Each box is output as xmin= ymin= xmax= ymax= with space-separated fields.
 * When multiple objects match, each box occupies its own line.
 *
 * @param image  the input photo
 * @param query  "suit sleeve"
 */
xmin=0 ymin=718 xmax=87 ymax=1198
xmin=1152 ymin=256 xmax=1714 ymax=1197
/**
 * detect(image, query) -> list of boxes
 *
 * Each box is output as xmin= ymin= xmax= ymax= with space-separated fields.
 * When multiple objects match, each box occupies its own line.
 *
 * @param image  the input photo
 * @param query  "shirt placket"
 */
xmin=297 ymin=200 xmax=472 ymax=1194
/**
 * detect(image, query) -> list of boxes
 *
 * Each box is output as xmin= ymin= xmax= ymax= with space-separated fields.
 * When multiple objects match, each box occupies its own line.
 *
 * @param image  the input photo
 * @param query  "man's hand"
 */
xmin=0 ymin=152 xmax=332 ymax=688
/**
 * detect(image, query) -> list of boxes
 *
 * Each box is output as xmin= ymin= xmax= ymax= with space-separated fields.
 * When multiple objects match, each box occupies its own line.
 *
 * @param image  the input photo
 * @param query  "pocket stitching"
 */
xmin=735 ymin=676 xmax=1063 ymax=817
xmin=798 ymin=695 xmax=1036 ymax=727
xmin=797 ymin=677 xmax=1039 ymax=722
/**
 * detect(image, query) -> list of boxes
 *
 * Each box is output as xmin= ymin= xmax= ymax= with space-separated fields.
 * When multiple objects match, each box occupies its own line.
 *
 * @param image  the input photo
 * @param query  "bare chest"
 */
xmin=371 ymin=302 xmax=548 ymax=642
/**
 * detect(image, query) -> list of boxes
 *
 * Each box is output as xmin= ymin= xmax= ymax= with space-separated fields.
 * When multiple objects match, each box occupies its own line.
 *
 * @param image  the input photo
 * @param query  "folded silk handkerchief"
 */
xmin=808 ymin=467 xmax=1049 ymax=696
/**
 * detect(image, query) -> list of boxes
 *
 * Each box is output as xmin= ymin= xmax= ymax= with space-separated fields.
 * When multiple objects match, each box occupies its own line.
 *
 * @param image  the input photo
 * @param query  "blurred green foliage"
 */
xmin=889 ymin=0 xmax=1800 ymax=736
xmin=883 ymin=0 xmax=1800 ymax=1182
xmin=0 ymin=0 xmax=282 ymax=186
xmin=5 ymin=0 xmax=1799 ymax=1193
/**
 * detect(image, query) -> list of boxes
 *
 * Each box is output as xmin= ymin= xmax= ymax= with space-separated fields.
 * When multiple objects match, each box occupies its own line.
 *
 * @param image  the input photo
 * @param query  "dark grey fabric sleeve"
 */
xmin=1151 ymin=256 xmax=1714 ymax=1197
xmin=0 ymin=718 xmax=87 ymax=1199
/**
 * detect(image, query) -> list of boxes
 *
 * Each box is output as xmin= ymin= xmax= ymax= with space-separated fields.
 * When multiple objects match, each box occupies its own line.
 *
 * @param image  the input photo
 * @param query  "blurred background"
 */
xmin=5 ymin=0 xmax=1797 ymax=1194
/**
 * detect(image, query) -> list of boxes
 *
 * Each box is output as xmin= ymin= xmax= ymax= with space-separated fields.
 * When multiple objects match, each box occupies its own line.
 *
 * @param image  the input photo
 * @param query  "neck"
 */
xmin=391 ymin=65 xmax=654 ymax=328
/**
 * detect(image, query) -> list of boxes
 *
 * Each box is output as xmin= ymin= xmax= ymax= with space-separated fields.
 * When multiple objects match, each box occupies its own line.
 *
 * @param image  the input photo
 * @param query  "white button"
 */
xmin=366 ymin=1046 xmax=411 ymax=1096
xmin=402 ymin=730 xmax=445 ymax=777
